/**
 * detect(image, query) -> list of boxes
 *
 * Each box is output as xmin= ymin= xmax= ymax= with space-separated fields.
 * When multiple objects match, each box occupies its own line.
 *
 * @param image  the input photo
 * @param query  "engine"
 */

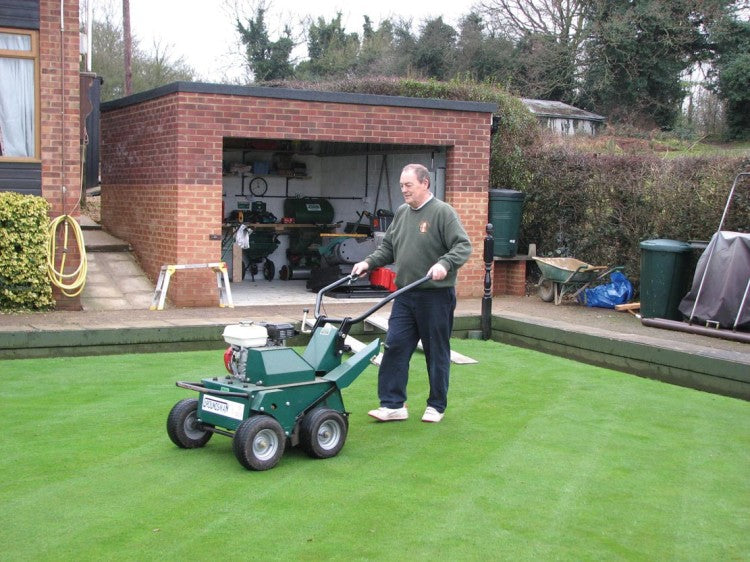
xmin=222 ymin=321 xmax=297 ymax=380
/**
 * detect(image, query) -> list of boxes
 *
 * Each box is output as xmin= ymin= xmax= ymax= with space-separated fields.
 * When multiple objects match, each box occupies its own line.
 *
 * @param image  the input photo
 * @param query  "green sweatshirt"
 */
xmin=365 ymin=197 xmax=472 ymax=289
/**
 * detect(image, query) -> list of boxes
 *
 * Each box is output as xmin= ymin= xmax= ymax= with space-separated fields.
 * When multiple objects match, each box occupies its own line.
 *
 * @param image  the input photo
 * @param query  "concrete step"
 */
xmin=78 ymin=215 xmax=102 ymax=230
xmin=81 ymin=224 xmax=132 ymax=252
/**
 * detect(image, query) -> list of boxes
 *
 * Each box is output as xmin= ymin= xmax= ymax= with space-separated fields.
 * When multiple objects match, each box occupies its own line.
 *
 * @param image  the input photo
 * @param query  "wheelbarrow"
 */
xmin=533 ymin=257 xmax=622 ymax=305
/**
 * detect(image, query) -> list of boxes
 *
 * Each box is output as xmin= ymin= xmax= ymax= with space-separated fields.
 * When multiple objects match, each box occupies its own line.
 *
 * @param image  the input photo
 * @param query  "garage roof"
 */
xmin=101 ymin=81 xmax=498 ymax=114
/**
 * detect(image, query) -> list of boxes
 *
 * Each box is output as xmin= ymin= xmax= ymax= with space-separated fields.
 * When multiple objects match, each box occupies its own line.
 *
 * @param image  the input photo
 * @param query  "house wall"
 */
xmin=40 ymin=0 xmax=80 ymax=217
xmin=41 ymin=0 xmax=82 ymax=310
xmin=102 ymin=90 xmax=493 ymax=307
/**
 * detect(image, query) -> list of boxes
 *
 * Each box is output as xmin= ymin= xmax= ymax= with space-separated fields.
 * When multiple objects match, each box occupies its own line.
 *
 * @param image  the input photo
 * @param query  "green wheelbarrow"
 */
xmin=533 ymin=257 xmax=622 ymax=305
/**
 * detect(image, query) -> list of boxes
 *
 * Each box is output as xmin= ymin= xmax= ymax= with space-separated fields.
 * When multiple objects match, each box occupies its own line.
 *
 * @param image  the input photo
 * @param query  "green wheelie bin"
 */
xmin=639 ymin=239 xmax=692 ymax=320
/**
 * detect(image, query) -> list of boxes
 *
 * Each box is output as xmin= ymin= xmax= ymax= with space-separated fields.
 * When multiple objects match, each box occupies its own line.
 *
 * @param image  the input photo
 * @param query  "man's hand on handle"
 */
xmin=352 ymin=261 xmax=370 ymax=277
xmin=427 ymin=263 xmax=447 ymax=281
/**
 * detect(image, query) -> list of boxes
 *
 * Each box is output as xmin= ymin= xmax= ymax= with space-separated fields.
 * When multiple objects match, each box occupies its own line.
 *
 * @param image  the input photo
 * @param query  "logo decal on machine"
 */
xmin=202 ymin=395 xmax=244 ymax=420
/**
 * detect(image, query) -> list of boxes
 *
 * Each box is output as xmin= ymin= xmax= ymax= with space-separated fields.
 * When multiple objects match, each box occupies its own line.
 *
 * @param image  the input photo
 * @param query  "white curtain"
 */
xmin=0 ymin=32 xmax=35 ymax=157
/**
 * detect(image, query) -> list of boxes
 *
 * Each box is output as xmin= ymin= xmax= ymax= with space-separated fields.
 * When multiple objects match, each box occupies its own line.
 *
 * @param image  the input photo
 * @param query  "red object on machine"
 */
xmin=370 ymin=267 xmax=397 ymax=292
xmin=224 ymin=346 xmax=233 ymax=373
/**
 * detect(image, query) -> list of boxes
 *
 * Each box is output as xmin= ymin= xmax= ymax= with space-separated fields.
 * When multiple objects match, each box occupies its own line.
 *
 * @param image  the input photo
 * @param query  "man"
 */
xmin=351 ymin=163 xmax=472 ymax=423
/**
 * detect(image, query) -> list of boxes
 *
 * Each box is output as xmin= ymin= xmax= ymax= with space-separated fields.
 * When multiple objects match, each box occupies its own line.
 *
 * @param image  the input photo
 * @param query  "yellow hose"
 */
xmin=47 ymin=215 xmax=88 ymax=297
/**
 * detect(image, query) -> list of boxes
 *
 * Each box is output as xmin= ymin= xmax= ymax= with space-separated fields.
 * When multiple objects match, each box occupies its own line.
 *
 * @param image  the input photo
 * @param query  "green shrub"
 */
xmin=521 ymin=145 xmax=749 ymax=286
xmin=0 ymin=193 xmax=53 ymax=311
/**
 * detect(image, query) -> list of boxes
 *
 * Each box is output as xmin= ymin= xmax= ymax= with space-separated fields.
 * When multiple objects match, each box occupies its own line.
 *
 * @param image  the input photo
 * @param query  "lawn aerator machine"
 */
xmin=167 ymin=273 xmax=431 ymax=470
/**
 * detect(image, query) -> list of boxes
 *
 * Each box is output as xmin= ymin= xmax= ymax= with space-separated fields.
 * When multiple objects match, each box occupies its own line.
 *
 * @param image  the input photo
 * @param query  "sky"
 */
xmin=120 ymin=0 xmax=479 ymax=82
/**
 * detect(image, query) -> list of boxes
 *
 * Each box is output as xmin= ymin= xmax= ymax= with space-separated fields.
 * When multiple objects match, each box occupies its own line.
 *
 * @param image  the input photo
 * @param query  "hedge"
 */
xmin=0 ymin=192 xmax=54 ymax=311
xmin=519 ymin=146 xmax=750 ymax=286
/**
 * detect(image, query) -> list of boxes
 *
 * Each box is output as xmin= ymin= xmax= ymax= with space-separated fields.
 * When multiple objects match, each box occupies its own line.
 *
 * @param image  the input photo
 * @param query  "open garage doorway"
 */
xmin=221 ymin=138 xmax=447 ymax=305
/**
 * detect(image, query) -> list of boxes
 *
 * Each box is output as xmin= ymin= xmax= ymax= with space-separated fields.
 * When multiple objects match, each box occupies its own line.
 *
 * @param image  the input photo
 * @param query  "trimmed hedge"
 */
xmin=0 ymin=192 xmax=54 ymax=311
xmin=519 ymin=146 xmax=750 ymax=285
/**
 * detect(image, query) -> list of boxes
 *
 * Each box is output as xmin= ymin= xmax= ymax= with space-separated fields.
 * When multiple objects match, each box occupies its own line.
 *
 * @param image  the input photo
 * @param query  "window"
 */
xmin=0 ymin=27 xmax=39 ymax=160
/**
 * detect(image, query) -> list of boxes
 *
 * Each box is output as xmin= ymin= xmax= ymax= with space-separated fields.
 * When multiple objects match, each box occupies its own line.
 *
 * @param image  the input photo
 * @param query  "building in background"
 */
xmin=522 ymin=99 xmax=606 ymax=136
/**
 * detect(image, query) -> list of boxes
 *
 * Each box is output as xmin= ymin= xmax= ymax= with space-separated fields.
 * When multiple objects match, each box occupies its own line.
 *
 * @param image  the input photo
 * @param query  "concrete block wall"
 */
xmin=102 ymin=88 xmax=494 ymax=306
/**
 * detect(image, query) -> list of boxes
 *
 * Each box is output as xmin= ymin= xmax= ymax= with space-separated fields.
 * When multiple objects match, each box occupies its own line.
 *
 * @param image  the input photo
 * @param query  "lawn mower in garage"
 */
xmin=166 ymin=272 xmax=432 ymax=470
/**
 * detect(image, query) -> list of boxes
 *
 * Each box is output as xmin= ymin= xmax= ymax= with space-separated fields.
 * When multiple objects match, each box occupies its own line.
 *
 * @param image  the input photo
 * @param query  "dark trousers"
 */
xmin=378 ymin=287 xmax=456 ymax=413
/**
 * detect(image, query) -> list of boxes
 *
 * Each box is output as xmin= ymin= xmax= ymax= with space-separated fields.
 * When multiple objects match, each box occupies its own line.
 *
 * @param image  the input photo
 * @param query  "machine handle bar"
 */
xmin=314 ymin=273 xmax=433 ymax=326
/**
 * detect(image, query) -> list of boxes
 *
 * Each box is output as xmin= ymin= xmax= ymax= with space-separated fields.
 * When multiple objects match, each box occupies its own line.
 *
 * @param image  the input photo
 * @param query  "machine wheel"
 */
xmin=539 ymin=279 xmax=555 ymax=302
xmin=299 ymin=408 xmax=348 ymax=459
xmin=167 ymin=398 xmax=212 ymax=449
xmin=233 ymin=416 xmax=286 ymax=471
xmin=263 ymin=259 xmax=275 ymax=281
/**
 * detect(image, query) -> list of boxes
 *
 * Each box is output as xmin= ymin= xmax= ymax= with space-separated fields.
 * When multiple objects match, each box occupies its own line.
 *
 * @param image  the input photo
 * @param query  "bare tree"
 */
xmin=476 ymin=0 xmax=591 ymax=101
xmin=476 ymin=0 xmax=590 ymax=45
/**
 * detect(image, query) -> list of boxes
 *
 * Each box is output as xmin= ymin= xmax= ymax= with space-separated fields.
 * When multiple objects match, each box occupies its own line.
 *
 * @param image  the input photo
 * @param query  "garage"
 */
xmin=101 ymin=83 xmax=495 ymax=307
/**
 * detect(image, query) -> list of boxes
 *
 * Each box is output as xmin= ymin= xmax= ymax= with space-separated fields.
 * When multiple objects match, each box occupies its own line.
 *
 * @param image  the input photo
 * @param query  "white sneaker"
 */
xmin=421 ymin=407 xmax=444 ymax=423
xmin=368 ymin=406 xmax=408 ymax=421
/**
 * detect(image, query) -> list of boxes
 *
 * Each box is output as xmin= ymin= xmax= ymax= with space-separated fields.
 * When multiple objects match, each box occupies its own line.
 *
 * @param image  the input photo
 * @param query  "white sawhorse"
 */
xmin=150 ymin=262 xmax=234 ymax=310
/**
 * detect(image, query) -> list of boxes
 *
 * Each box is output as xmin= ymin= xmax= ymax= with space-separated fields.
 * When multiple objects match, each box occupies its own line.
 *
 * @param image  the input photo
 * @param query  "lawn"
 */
xmin=1 ymin=341 xmax=748 ymax=560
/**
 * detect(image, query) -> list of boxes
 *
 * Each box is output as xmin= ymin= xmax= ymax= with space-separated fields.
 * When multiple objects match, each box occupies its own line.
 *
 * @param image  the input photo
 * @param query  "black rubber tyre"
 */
xmin=539 ymin=279 xmax=555 ymax=303
xmin=263 ymin=259 xmax=275 ymax=281
xmin=299 ymin=408 xmax=348 ymax=459
xmin=167 ymin=398 xmax=212 ymax=449
xmin=233 ymin=416 xmax=286 ymax=471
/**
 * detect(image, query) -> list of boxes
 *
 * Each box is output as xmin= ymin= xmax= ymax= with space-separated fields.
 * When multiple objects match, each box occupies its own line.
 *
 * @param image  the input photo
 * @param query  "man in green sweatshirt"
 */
xmin=351 ymin=163 xmax=472 ymax=423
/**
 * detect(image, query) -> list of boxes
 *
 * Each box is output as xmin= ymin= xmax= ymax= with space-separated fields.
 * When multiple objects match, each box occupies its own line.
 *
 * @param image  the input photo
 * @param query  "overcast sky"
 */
xmin=122 ymin=0 xmax=478 ymax=82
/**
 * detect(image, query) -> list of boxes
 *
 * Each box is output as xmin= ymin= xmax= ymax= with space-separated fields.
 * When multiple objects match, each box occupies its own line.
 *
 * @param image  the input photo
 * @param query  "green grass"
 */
xmin=1 ymin=341 xmax=748 ymax=560
xmin=659 ymin=139 xmax=750 ymax=159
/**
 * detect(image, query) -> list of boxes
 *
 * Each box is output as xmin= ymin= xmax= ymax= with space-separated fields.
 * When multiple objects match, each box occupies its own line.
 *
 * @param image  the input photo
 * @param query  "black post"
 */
xmin=481 ymin=223 xmax=494 ymax=340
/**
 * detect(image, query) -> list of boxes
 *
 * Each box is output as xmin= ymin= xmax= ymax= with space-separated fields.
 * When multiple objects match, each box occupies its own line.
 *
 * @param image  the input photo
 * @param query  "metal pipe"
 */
xmin=641 ymin=317 xmax=750 ymax=343
xmin=734 ymin=278 xmax=750 ymax=331
xmin=314 ymin=274 xmax=432 ymax=326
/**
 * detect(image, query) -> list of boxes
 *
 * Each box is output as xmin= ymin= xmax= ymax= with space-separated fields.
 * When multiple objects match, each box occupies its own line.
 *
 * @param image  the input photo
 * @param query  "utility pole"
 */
xmin=123 ymin=0 xmax=132 ymax=95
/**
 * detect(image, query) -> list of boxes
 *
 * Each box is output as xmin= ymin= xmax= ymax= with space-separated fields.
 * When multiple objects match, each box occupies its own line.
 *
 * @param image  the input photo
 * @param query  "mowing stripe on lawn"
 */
xmin=0 ymin=341 xmax=747 ymax=560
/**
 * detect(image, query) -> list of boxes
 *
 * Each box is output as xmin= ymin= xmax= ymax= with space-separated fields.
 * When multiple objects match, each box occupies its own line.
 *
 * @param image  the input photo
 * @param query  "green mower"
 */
xmin=167 ymin=273 xmax=431 ymax=470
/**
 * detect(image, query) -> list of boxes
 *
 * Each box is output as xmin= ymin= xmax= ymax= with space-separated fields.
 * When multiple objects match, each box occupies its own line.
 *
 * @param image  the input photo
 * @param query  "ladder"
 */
xmin=150 ymin=262 xmax=234 ymax=310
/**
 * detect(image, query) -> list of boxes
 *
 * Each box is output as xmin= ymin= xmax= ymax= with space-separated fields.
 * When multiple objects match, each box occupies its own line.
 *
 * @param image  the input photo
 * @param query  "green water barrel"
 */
xmin=639 ymin=239 xmax=692 ymax=320
xmin=489 ymin=189 xmax=525 ymax=257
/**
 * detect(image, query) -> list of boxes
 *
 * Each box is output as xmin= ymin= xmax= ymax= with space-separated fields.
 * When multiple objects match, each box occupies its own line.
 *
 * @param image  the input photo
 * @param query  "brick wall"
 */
xmin=493 ymin=260 xmax=528 ymax=296
xmin=102 ymin=90 xmax=493 ymax=306
xmin=40 ymin=0 xmax=82 ymax=309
